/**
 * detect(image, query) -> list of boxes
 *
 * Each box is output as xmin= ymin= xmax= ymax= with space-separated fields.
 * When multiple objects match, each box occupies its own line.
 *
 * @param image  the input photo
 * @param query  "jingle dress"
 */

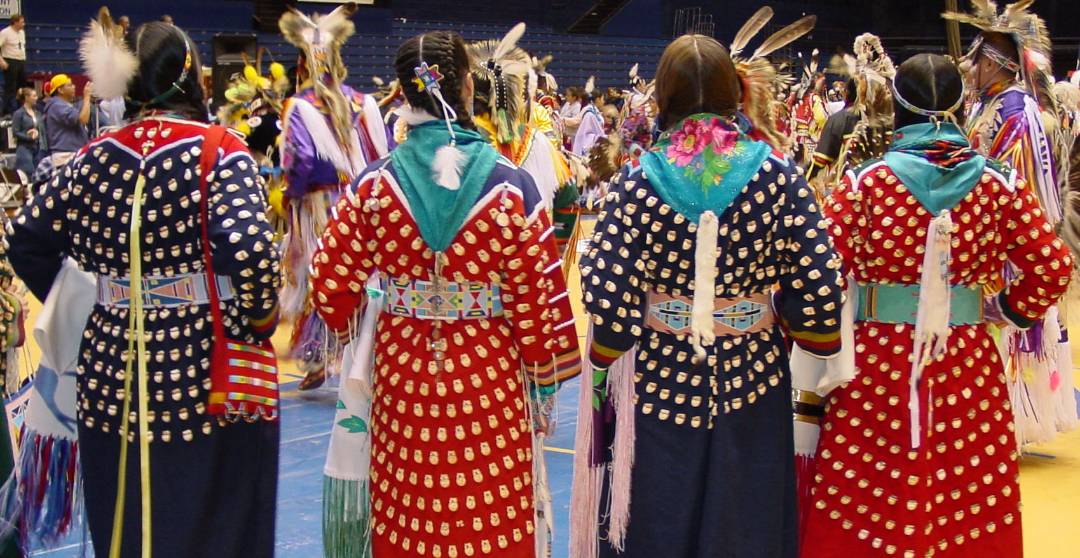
xmin=8 ymin=117 xmax=281 ymax=557
xmin=802 ymin=123 xmax=1073 ymax=558
xmin=311 ymin=121 xmax=580 ymax=558
xmin=574 ymin=114 xmax=844 ymax=558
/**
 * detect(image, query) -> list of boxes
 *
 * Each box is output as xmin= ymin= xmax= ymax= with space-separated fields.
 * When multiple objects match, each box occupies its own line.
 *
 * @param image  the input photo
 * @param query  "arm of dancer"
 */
xmin=774 ymin=160 xmax=845 ymax=358
xmin=502 ymin=170 xmax=582 ymax=395
xmin=207 ymin=135 xmax=282 ymax=339
xmin=998 ymin=175 xmax=1073 ymax=328
xmin=579 ymin=172 xmax=647 ymax=371
xmin=8 ymin=159 xmax=74 ymax=302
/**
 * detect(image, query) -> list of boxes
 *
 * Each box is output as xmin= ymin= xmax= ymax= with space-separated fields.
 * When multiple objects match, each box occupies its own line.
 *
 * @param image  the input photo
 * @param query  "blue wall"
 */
xmin=24 ymin=0 xmax=253 ymax=29
xmin=601 ymin=0 xmax=663 ymax=39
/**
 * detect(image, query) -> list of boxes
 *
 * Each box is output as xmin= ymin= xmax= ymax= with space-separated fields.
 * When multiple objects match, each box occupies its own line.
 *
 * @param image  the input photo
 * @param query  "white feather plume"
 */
xmin=493 ymin=22 xmax=527 ymax=63
xmin=629 ymin=63 xmax=639 ymax=79
xmin=585 ymin=76 xmax=596 ymax=96
xmin=79 ymin=10 xmax=137 ymax=101
xmin=433 ymin=145 xmax=467 ymax=190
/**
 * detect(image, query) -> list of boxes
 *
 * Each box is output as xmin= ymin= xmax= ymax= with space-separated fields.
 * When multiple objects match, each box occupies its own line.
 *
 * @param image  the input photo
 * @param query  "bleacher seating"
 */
xmin=25 ymin=19 xmax=667 ymax=93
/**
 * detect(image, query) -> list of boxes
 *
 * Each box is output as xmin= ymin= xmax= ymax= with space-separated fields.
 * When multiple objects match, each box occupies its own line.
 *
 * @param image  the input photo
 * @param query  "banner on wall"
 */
xmin=0 ymin=0 xmax=19 ymax=19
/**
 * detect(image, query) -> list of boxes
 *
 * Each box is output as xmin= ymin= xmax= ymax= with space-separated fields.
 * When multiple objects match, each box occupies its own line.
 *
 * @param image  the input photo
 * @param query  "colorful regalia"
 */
xmin=9 ymin=114 xmax=282 ymax=557
xmin=944 ymin=0 xmax=1078 ymax=446
xmin=791 ymin=52 xmax=828 ymax=164
xmin=572 ymin=79 xmax=605 ymax=158
xmin=278 ymin=5 xmax=390 ymax=388
xmin=618 ymin=65 xmax=656 ymax=158
xmin=571 ymin=112 xmax=844 ymax=558
xmin=0 ymin=231 xmax=24 ymax=558
xmin=806 ymin=34 xmax=895 ymax=198
xmin=803 ymin=119 xmax=1072 ymax=558
xmin=311 ymin=110 xmax=581 ymax=557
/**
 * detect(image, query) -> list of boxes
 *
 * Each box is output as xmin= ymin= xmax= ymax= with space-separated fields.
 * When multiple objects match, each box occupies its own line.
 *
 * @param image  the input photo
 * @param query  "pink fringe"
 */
xmin=606 ymin=344 xmax=637 ymax=551
xmin=569 ymin=325 xmax=637 ymax=558
xmin=569 ymin=339 xmax=602 ymax=558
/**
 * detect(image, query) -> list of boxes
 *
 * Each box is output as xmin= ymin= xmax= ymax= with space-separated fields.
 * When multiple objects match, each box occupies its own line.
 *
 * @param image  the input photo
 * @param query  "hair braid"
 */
xmin=395 ymin=31 xmax=475 ymax=129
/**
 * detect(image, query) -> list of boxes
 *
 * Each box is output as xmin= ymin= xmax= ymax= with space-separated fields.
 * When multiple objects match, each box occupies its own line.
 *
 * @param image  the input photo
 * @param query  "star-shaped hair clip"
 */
xmin=413 ymin=61 xmax=444 ymax=93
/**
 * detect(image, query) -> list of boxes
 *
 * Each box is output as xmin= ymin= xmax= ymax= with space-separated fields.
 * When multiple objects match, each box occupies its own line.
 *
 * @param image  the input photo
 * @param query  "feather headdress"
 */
xmin=729 ymin=7 xmax=817 ymax=151
xmin=942 ymin=0 xmax=1055 ymax=112
xmin=279 ymin=2 xmax=359 ymax=155
xmin=468 ymin=22 xmax=531 ymax=145
xmin=849 ymin=34 xmax=895 ymax=129
xmin=78 ymin=7 xmax=138 ymax=101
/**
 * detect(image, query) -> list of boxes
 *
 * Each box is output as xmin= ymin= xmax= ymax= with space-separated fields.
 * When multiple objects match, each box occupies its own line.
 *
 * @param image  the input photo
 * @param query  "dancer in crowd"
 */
xmin=8 ymin=13 xmax=281 ymax=557
xmin=791 ymin=53 xmax=828 ymax=164
xmin=277 ymin=3 xmax=389 ymax=390
xmin=944 ymin=0 xmax=1078 ymax=445
xmin=311 ymin=30 xmax=580 ymax=558
xmin=468 ymin=23 xmax=574 ymax=212
xmin=571 ymin=78 xmax=605 ymax=157
xmin=803 ymin=52 xmax=1072 ymax=558
xmin=618 ymin=64 xmax=656 ymax=158
xmin=806 ymin=33 xmax=895 ymax=196
xmin=572 ymin=31 xmax=842 ymax=558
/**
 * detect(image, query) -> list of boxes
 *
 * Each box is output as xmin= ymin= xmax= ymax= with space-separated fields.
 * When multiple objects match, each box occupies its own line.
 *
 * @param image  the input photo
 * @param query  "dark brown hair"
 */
xmin=655 ymin=34 xmax=739 ymax=130
xmin=893 ymin=53 xmax=965 ymax=129
xmin=395 ymin=31 xmax=474 ymax=129
xmin=128 ymin=22 xmax=207 ymax=121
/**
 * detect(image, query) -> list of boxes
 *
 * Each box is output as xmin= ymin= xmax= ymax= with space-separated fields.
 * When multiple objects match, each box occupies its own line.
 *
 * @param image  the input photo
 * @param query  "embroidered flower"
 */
xmin=666 ymin=117 xmax=709 ymax=166
xmin=708 ymin=121 xmax=739 ymax=154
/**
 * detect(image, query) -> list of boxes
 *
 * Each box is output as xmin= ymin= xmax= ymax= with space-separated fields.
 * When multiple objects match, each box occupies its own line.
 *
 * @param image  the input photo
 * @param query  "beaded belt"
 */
xmin=645 ymin=290 xmax=775 ymax=337
xmin=97 ymin=272 xmax=235 ymax=308
xmin=380 ymin=276 xmax=504 ymax=320
xmin=857 ymin=283 xmax=983 ymax=325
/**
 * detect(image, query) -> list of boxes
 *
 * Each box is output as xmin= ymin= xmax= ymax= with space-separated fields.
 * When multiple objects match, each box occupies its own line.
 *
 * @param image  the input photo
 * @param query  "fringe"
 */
xmin=322 ymin=476 xmax=372 ymax=558
xmin=569 ymin=325 xmax=637 ymax=558
xmin=281 ymin=195 xmax=331 ymax=321
xmin=605 ymin=344 xmax=636 ymax=551
xmin=794 ymin=453 xmax=815 ymax=547
xmin=14 ymin=428 xmax=83 ymax=551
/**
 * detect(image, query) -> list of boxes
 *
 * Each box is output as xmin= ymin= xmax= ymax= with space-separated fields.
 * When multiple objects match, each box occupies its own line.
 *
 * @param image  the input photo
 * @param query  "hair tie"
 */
xmin=414 ymin=35 xmax=458 ymax=144
xmin=891 ymin=80 xmax=964 ymax=123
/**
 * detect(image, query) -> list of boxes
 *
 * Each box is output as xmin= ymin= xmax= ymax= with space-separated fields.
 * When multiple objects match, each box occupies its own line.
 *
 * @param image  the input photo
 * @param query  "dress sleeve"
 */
xmin=311 ymin=172 xmax=377 ymax=337
xmin=774 ymin=163 xmax=845 ymax=357
xmin=207 ymin=139 xmax=281 ymax=339
xmin=579 ymin=172 xmax=647 ymax=369
xmin=999 ymin=179 xmax=1073 ymax=327
xmin=8 ymin=159 xmax=73 ymax=302
xmin=501 ymin=172 xmax=581 ymax=391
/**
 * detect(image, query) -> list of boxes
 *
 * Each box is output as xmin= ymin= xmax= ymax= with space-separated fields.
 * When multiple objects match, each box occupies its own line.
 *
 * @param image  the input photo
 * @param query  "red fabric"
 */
xmin=311 ymin=170 xmax=581 ymax=557
xmin=197 ymin=125 xmax=280 ymax=420
xmin=801 ymin=163 xmax=1072 ymax=557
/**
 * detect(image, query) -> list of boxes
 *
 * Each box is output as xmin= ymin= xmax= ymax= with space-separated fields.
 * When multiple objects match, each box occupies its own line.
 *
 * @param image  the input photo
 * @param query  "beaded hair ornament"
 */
xmin=414 ymin=35 xmax=459 ymax=144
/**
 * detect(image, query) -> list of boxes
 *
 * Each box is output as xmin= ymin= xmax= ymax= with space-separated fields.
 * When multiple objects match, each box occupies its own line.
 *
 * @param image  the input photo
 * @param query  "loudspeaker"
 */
xmin=211 ymin=34 xmax=258 ymax=113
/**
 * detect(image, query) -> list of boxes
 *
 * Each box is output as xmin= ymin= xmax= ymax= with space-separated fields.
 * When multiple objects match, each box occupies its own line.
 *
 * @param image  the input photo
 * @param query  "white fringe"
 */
xmin=289 ymin=98 xmax=367 ymax=180
xmin=691 ymin=211 xmax=719 ymax=360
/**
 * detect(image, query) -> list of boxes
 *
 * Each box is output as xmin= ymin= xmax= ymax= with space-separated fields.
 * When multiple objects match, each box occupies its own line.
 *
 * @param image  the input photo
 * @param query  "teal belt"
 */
xmin=856 ymin=283 xmax=983 ymax=325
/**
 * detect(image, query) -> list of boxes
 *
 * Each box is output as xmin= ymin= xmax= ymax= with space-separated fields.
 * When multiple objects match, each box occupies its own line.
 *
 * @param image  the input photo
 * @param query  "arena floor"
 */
xmin=27 ymin=217 xmax=1080 ymax=558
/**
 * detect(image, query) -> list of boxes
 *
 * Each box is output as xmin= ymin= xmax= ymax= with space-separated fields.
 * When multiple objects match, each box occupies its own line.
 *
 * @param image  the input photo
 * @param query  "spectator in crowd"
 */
xmin=43 ymin=74 xmax=92 ymax=167
xmin=12 ymin=86 xmax=44 ymax=179
xmin=118 ymin=15 xmax=134 ymax=48
xmin=160 ymin=15 xmax=174 ymax=24
xmin=0 ymin=14 xmax=27 ymax=115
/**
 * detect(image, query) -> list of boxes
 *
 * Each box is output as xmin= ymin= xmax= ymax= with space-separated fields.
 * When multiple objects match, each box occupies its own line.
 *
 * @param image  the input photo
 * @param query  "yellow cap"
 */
xmin=46 ymin=74 xmax=73 ymax=96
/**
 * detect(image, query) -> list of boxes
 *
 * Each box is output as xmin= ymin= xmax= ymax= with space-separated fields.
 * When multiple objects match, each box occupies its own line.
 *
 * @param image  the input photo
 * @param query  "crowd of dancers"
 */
xmin=0 ymin=0 xmax=1077 ymax=557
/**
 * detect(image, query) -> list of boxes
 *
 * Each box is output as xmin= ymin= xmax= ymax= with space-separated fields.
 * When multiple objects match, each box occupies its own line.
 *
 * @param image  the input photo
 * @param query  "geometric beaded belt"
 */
xmin=856 ymin=282 xmax=983 ymax=325
xmin=644 ymin=290 xmax=775 ymax=337
xmin=380 ymin=276 xmax=504 ymax=320
xmin=96 ymin=272 xmax=235 ymax=308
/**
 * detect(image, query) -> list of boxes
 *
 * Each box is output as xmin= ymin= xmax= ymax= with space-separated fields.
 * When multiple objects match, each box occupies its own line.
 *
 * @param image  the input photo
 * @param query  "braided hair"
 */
xmin=395 ymin=31 xmax=475 ymax=130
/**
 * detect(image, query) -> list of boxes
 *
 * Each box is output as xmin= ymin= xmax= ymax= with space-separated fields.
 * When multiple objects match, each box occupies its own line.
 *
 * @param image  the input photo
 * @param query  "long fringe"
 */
xmin=605 ymin=344 xmax=636 ymax=551
xmin=13 ymin=428 xmax=83 ymax=552
xmin=322 ymin=476 xmax=371 ymax=558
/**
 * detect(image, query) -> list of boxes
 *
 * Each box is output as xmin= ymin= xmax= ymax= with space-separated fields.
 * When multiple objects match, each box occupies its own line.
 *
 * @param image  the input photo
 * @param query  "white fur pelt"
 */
xmin=78 ymin=8 xmax=137 ymax=101
xmin=691 ymin=211 xmax=719 ymax=360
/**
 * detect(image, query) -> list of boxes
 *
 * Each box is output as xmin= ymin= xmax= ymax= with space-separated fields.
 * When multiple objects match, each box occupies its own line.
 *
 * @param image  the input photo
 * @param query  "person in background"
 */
xmin=0 ymin=14 xmax=27 ymax=115
xmin=160 ymin=15 xmax=174 ymax=24
xmin=559 ymin=86 xmax=584 ymax=143
xmin=118 ymin=15 xmax=134 ymax=48
xmin=12 ymin=86 xmax=45 ymax=179
xmin=42 ymin=74 xmax=92 ymax=167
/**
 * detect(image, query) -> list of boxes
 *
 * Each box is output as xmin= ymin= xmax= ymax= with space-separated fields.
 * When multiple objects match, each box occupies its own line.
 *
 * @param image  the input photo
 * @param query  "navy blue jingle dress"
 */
xmin=577 ymin=115 xmax=844 ymax=558
xmin=8 ymin=116 xmax=281 ymax=557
